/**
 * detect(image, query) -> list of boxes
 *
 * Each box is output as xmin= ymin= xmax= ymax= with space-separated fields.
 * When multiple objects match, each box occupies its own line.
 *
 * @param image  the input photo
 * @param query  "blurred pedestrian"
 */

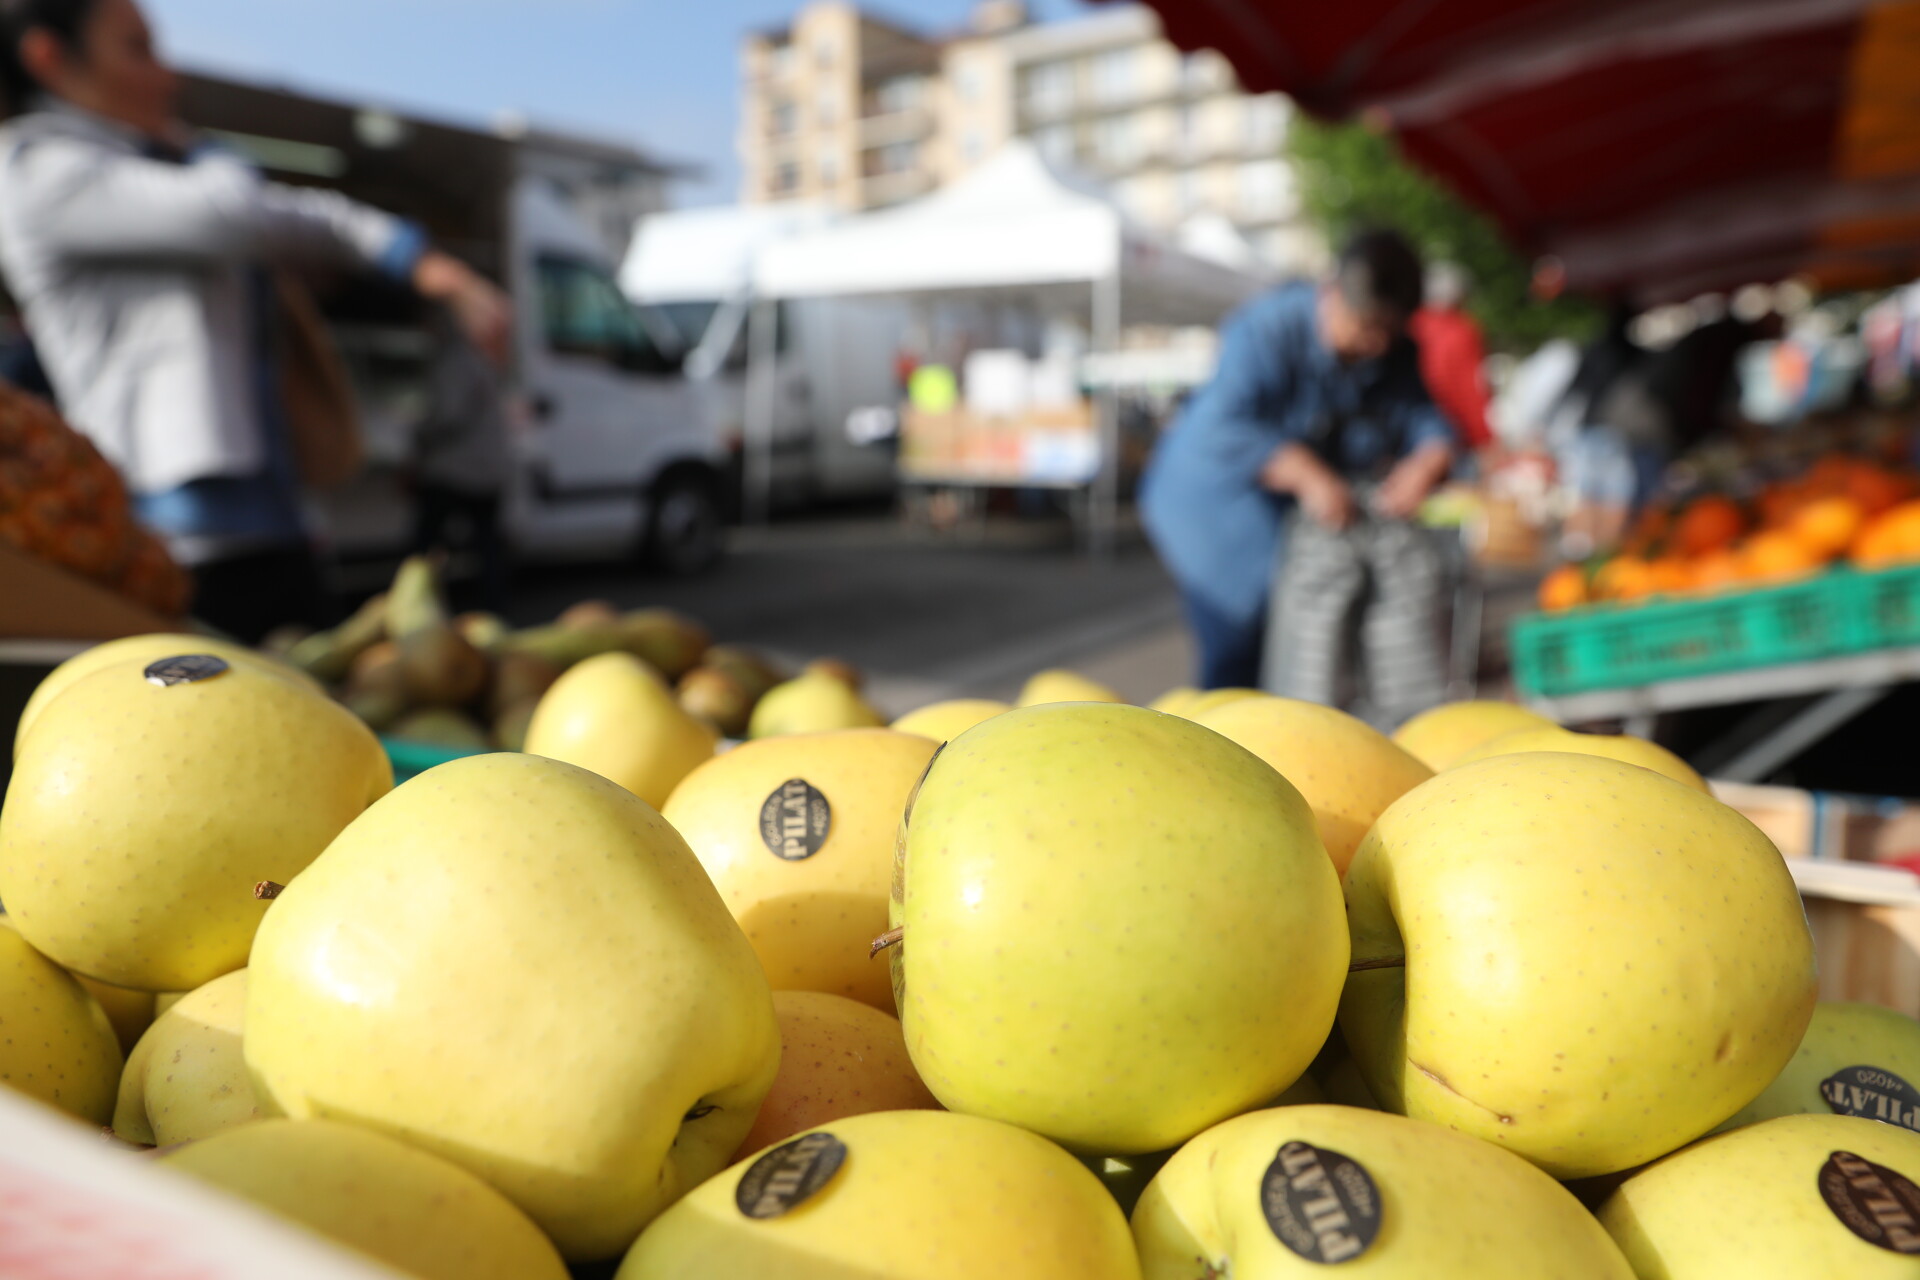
xmin=1139 ymin=230 xmax=1453 ymax=694
xmin=1265 ymin=232 xmax=1456 ymax=727
xmin=1408 ymin=261 xmax=1495 ymax=457
xmin=411 ymin=305 xmax=512 ymax=615
xmin=0 ymin=0 xmax=509 ymax=641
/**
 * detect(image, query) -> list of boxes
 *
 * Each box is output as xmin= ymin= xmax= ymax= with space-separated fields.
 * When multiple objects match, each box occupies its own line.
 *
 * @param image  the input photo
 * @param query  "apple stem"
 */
xmin=1348 ymin=956 xmax=1406 ymax=972
xmin=254 ymin=881 xmax=285 ymax=901
xmin=870 ymin=926 xmax=904 ymax=958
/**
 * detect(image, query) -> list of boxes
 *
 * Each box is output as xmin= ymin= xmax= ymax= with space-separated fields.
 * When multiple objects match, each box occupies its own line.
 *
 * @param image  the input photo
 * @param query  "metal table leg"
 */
xmin=1711 ymin=684 xmax=1891 ymax=783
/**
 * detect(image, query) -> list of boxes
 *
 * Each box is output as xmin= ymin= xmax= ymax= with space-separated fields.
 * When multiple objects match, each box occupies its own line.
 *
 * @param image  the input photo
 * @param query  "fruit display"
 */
xmin=10 ymin=641 xmax=1920 ymax=1279
xmin=1538 ymin=454 xmax=1920 ymax=612
xmin=0 ymin=382 xmax=191 ymax=617
xmin=276 ymin=554 xmax=876 ymax=754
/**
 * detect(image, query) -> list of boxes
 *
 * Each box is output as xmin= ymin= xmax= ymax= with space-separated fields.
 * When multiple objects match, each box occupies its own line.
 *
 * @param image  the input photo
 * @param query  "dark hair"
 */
xmin=1334 ymin=228 xmax=1425 ymax=325
xmin=0 ymin=0 xmax=102 ymax=117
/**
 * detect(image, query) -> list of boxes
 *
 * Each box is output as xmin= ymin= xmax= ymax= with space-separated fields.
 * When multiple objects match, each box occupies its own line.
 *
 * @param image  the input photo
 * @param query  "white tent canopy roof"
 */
xmin=620 ymin=201 xmax=835 ymax=303
xmin=751 ymin=141 xmax=1262 ymax=328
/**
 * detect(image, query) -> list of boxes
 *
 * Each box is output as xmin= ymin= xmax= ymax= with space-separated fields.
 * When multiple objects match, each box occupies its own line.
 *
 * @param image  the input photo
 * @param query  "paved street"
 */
xmin=504 ymin=515 xmax=1194 ymax=715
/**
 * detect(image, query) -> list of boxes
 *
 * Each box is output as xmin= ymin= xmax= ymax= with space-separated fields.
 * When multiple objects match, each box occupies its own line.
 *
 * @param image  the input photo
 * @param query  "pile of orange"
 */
xmin=1538 ymin=455 xmax=1920 ymax=613
xmin=0 ymin=383 xmax=190 ymax=616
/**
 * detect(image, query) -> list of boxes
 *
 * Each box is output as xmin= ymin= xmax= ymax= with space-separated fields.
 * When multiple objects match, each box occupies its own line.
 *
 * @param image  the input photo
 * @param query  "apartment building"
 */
xmin=739 ymin=1 xmax=1317 ymax=269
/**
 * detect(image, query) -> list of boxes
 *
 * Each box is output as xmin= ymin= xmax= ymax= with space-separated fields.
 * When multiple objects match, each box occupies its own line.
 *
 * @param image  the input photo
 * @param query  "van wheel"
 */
xmin=646 ymin=470 xmax=723 ymax=575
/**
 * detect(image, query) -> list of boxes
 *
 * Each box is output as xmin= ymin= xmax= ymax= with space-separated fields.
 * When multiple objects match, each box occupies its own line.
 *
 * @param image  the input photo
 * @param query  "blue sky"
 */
xmin=145 ymin=0 xmax=1094 ymax=205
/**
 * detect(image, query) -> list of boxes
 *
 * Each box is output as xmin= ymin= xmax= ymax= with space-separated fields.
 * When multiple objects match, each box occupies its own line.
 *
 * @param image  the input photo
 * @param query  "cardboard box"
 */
xmin=1791 ymin=858 xmax=1920 ymax=1015
xmin=0 ymin=540 xmax=180 ymax=641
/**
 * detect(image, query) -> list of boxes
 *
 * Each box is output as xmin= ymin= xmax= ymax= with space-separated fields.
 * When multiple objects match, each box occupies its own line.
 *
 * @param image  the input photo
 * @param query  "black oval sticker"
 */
xmin=759 ymin=779 xmax=831 ymax=861
xmin=1262 ymin=1141 xmax=1382 ymax=1265
xmin=144 ymin=654 xmax=231 ymax=687
xmin=1819 ymin=1150 xmax=1920 ymax=1254
xmin=735 ymin=1132 xmax=847 ymax=1219
xmin=1822 ymin=1066 xmax=1920 ymax=1133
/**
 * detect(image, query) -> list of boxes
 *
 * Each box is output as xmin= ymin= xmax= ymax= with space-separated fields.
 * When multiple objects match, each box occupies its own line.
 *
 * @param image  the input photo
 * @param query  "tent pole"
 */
xmin=744 ymin=297 xmax=777 ymax=525
xmin=1090 ymin=269 xmax=1123 ymax=558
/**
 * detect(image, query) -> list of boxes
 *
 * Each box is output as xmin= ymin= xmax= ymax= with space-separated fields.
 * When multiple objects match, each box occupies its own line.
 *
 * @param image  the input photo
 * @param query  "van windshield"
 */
xmin=639 ymin=301 xmax=720 ymax=358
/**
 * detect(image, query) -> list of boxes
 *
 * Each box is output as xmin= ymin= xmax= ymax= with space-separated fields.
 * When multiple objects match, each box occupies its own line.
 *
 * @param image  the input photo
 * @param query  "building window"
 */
xmin=1092 ymin=47 xmax=1134 ymax=106
xmin=1243 ymin=95 xmax=1289 ymax=153
xmin=817 ymin=88 xmax=838 ymax=126
xmin=876 ymin=75 xmax=925 ymax=115
xmin=1025 ymin=61 xmax=1073 ymax=118
xmin=819 ymin=149 xmax=840 ymax=185
xmin=768 ymin=100 xmax=797 ymax=136
xmin=1237 ymin=159 xmax=1294 ymax=220
xmin=1034 ymin=124 xmax=1074 ymax=167
xmin=957 ymin=64 xmax=984 ymax=103
xmin=814 ymin=34 xmax=836 ymax=69
xmin=770 ymin=44 xmax=796 ymax=80
xmin=1093 ymin=114 xmax=1136 ymax=169
xmin=773 ymin=161 xmax=801 ymax=194
xmin=877 ymin=141 xmax=918 ymax=175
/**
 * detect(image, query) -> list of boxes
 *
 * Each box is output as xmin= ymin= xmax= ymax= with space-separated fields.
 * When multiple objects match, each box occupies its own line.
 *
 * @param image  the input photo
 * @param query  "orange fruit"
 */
xmin=1647 ymin=558 xmax=1696 ymax=595
xmin=1757 ymin=481 xmax=1810 ymax=530
xmin=1847 ymin=464 xmax=1914 ymax=517
xmin=1593 ymin=556 xmax=1657 ymax=602
xmin=1740 ymin=530 xmax=1824 ymax=583
xmin=1671 ymin=495 xmax=1747 ymax=557
xmin=1851 ymin=500 xmax=1920 ymax=570
xmin=1538 ymin=564 xmax=1588 ymax=612
xmin=1787 ymin=496 xmax=1865 ymax=560
xmin=1690 ymin=549 xmax=1745 ymax=594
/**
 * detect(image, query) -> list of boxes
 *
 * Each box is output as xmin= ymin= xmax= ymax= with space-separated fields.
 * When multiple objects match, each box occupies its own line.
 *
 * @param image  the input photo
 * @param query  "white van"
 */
xmin=318 ymin=180 xmax=728 ymax=574
xmin=621 ymin=205 xmax=903 ymax=509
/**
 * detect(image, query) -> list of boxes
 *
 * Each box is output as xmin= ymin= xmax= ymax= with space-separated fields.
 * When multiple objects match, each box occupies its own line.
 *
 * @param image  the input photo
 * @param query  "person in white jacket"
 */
xmin=0 ymin=0 xmax=508 ymax=640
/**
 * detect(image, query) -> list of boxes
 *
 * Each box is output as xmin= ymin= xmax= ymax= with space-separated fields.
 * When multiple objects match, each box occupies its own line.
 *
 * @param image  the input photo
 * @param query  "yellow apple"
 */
xmin=747 ymin=671 xmax=885 ymax=738
xmin=894 ymin=703 xmax=1347 ymax=1154
xmin=162 ymin=1118 xmax=568 ymax=1280
xmin=617 ymin=1109 xmax=1140 ymax=1280
xmin=524 ymin=651 xmax=717 ymax=809
xmin=12 ymin=633 xmax=316 ymax=758
xmin=1147 ymin=687 xmax=1201 ymax=715
xmin=1179 ymin=688 xmax=1269 ymax=719
xmin=114 ymin=969 xmax=255 ymax=1146
xmin=1193 ymin=696 xmax=1433 ymax=876
xmin=1134 ymin=1104 xmax=1635 ymax=1279
xmin=1 ymin=652 xmax=391 ymax=991
xmin=73 ymin=973 xmax=155 ymax=1056
xmin=1453 ymin=725 xmax=1708 ymax=791
xmin=1720 ymin=1002 xmax=1920 ymax=1134
xmin=890 ymin=698 xmax=1009 ymax=741
xmin=662 ymin=728 xmax=938 ymax=1010
xmin=735 ymin=990 xmax=938 ymax=1158
xmin=1341 ymin=752 xmax=1816 ymax=1178
xmin=1015 ymin=669 xmax=1125 ymax=706
xmin=1390 ymin=700 xmax=1553 ymax=770
xmin=0 ymin=916 xmax=120 ymax=1123
xmin=1600 ymin=1113 xmax=1920 ymax=1277
xmin=244 ymin=753 xmax=780 ymax=1260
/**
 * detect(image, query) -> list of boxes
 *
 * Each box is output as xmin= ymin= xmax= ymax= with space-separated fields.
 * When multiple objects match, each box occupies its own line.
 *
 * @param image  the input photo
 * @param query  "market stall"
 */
xmin=748 ymin=142 xmax=1264 ymax=550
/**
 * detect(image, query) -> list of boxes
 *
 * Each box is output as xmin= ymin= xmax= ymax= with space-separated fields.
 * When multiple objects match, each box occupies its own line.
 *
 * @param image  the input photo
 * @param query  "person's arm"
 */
xmin=1372 ymin=346 xmax=1458 ymax=519
xmin=1260 ymin=442 xmax=1353 ymax=529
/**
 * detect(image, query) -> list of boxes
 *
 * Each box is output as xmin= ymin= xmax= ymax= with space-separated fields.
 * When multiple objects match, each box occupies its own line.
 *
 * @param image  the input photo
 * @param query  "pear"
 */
xmin=677 ymin=666 xmax=754 ymax=738
xmin=1389 ymin=699 xmax=1553 ymax=770
xmin=1192 ymin=696 xmax=1433 ymax=876
xmin=1134 ymin=1105 xmax=1635 ymax=1279
xmin=734 ymin=990 xmax=939 ymax=1158
xmin=162 ymin=1118 xmax=569 ymax=1280
xmin=13 ymin=632 xmax=314 ymax=757
xmin=663 ymin=728 xmax=939 ymax=1010
xmin=455 ymin=611 xmax=510 ymax=654
xmin=618 ymin=1110 xmax=1140 ymax=1280
xmin=525 ymin=652 xmax=717 ymax=808
xmin=622 ymin=609 xmax=711 ymax=679
xmin=890 ymin=698 xmax=1009 ymax=742
xmin=244 ymin=753 xmax=780 ymax=1259
xmin=384 ymin=556 xmax=488 ymax=707
xmin=0 ymin=652 xmax=392 ymax=991
xmin=0 ymin=916 xmax=121 ymax=1123
xmin=1599 ymin=1113 xmax=1920 ymax=1277
xmin=488 ymin=651 xmax=562 ymax=720
xmin=286 ymin=591 xmax=389 ymax=683
xmin=501 ymin=622 xmax=629 ymax=670
xmin=1016 ymin=668 xmax=1125 ymax=706
xmin=746 ymin=672 xmax=884 ymax=738
xmin=803 ymin=657 xmax=863 ymax=690
xmin=491 ymin=698 xmax=539 ymax=753
xmin=893 ymin=704 xmax=1347 ymax=1154
xmin=558 ymin=599 xmax=624 ymax=630
xmin=1719 ymin=1002 xmax=1920 ymax=1134
xmin=704 ymin=645 xmax=785 ymax=702
xmin=390 ymin=708 xmax=491 ymax=752
xmin=1451 ymin=725 xmax=1708 ymax=791
xmin=113 ymin=969 xmax=254 ymax=1146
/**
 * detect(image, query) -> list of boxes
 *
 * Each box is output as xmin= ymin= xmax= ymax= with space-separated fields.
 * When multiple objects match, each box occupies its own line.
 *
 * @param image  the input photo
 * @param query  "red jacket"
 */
xmin=1410 ymin=306 xmax=1494 ymax=450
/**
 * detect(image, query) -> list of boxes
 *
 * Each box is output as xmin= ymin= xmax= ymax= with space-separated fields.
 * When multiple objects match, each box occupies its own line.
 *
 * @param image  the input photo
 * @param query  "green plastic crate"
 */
xmin=381 ymin=737 xmax=489 ymax=784
xmin=1509 ymin=566 xmax=1920 ymax=698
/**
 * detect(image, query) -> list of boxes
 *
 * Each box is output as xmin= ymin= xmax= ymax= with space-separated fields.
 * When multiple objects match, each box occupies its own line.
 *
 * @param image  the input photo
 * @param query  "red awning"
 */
xmin=1134 ymin=0 xmax=1920 ymax=298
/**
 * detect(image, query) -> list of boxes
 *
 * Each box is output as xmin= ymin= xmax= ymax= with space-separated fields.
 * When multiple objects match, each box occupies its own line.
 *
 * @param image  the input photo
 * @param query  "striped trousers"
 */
xmin=1272 ymin=507 xmax=1449 ymax=730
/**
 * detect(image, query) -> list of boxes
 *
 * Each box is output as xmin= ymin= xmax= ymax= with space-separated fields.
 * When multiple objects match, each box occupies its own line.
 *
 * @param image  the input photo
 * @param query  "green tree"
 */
xmin=1287 ymin=116 xmax=1598 ymax=352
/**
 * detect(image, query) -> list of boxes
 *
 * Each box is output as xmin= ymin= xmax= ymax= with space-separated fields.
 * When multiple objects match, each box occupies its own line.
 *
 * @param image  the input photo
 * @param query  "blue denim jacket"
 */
xmin=1140 ymin=281 xmax=1452 ymax=627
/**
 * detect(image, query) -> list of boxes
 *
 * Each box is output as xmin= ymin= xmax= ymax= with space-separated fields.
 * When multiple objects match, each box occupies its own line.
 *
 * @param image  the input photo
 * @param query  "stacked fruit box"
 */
xmin=5 ymin=646 xmax=1920 ymax=1278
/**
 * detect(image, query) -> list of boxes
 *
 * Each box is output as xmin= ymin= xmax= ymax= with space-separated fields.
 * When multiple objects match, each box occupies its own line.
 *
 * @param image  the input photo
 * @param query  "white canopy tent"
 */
xmin=745 ymin=142 xmax=1267 ymax=543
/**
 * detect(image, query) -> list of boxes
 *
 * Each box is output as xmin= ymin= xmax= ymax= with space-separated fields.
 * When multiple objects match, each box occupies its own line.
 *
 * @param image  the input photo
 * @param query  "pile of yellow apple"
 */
xmin=5 ymin=637 xmax=1920 ymax=1280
